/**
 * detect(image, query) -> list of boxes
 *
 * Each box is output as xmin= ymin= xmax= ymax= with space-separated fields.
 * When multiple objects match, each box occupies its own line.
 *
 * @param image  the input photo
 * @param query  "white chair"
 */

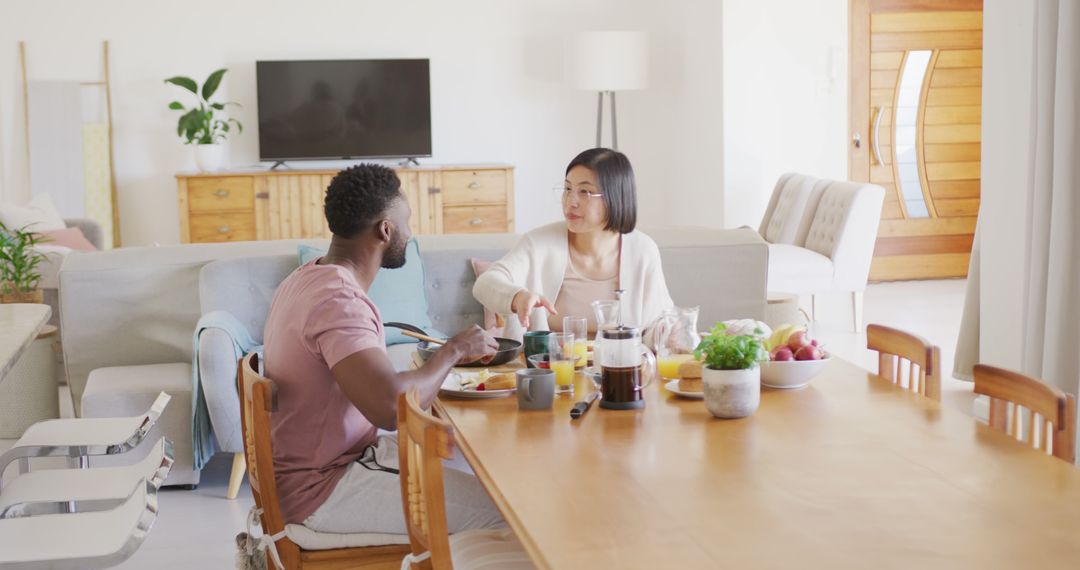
xmin=0 ymin=479 xmax=159 ymax=569
xmin=0 ymin=392 xmax=170 ymax=486
xmin=759 ymin=173 xmax=885 ymax=330
xmin=0 ymin=437 xmax=173 ymax=518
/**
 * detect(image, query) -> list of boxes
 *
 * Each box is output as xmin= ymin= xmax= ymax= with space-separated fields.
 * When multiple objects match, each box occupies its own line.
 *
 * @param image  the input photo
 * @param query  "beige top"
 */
xmin=547 ymin=261 xmax=618 ymax=333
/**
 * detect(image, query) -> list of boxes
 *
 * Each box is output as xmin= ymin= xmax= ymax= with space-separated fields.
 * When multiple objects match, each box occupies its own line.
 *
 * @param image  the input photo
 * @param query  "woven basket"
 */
xmin=0 ymin=288 xmax=44 ymax=304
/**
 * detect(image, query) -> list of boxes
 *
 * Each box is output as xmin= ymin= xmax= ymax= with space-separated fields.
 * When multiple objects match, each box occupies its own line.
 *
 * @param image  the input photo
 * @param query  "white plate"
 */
xmin=438 ymin=372 xmax=516 ymax=399
xmin=664 ymin=379 xmax=704 ymax=399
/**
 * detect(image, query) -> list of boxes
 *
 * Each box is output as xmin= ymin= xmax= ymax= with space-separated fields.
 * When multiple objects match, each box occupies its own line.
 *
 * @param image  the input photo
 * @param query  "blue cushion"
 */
xmin=297 ymin=240 xmax=442 ymax=345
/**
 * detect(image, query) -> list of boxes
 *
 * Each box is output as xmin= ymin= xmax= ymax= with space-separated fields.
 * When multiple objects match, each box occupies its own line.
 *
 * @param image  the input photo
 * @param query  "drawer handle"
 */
xmin=217 ymin=225 xmax=232 ymax=233
xmin=468 ymin=182 xmax=481 ymax=189
xmin=214 ymin=189 xmax=230 ymax=198
xmin=428 ymin=187 xmax=441 ymax=195
xmin=469 ymin=218 xmax=484 ymax=226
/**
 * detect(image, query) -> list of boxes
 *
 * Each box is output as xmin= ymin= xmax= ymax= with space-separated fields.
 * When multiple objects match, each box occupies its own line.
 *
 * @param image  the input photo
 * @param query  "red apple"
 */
xmin=772 ymin=346 xmax=795 ymax=361
xmin=810 ymin=339 xmax=819 ymax=347
xmin=795 ymin=345 xmax=823 ymax=361
xmin=787 ymin=330 xmax=811 ymax=351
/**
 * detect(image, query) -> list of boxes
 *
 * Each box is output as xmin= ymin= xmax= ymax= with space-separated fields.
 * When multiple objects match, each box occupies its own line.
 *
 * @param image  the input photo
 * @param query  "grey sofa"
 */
xmin=40 ymin=218 xmax=104 ymax=330
xmin=59 ymin=227 xmax=768 ymax=488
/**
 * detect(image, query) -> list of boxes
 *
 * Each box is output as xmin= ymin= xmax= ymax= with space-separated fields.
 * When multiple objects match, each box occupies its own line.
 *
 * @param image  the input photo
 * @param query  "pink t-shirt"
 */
xmin=263 ymin=259 xmax=385 ymax=524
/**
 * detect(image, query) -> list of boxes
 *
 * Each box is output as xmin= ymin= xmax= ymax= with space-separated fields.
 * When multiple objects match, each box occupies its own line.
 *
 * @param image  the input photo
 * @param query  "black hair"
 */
xmin=324 ymin=164 xmax=402 ymax=239
xmin=565 ymin=148 xmax=637 ymax=233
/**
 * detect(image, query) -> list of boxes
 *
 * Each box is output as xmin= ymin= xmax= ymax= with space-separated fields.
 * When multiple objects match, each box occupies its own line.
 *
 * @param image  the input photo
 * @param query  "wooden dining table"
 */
xmin=434 ymin=357 xmax=1080 ymax=569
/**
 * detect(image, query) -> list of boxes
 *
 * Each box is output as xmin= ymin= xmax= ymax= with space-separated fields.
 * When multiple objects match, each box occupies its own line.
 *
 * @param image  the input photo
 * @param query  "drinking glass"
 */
xmin=563 ymin=316 xmax=588 ymax=369
xmin=549 ymin=332 xmax=576 ymax=395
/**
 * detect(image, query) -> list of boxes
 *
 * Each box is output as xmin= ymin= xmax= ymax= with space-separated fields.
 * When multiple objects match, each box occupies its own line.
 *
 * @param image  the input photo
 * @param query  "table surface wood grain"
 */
xmin=0 ymin=303 xmax=50 ymax=382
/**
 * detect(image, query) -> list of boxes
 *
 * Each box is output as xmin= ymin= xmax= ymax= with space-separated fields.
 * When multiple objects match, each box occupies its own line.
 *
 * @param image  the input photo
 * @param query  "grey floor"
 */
xmin=1 ymin=279 xmax=972 ymax=569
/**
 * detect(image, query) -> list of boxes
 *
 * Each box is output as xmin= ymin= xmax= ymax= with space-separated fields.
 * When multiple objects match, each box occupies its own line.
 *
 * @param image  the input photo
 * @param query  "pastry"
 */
xmin=678 ymin=376 xmax=703 ymax=393
xmin=678 ymin=359 xmax=703 ymax=379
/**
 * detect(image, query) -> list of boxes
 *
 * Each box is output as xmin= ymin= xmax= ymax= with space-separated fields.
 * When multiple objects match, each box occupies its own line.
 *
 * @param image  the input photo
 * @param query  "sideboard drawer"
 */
xmin=441 ymin=171 xmax=508 ymax=205
xmin=189 ymin=212 xmax=256 ymax=243
xmin=442 ymin=205 xmax=508 ymax=234
xmin=187 ymin=177 xmax=255 ymax=212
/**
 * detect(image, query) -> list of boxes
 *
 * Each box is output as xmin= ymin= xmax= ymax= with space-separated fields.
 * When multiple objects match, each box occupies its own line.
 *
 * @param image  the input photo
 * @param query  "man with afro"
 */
xmin=262 ymin=164 xmax=504 ymax=535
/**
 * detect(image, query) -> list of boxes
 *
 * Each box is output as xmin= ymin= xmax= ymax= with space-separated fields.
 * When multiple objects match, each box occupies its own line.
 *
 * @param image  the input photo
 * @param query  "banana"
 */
xmin=767 ymin=324 xmax=798 ymax=351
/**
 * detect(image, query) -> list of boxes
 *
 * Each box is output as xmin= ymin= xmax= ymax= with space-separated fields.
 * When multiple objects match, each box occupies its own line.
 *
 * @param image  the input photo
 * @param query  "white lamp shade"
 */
xmin=570 ymin=31 xmax=649 ymax=91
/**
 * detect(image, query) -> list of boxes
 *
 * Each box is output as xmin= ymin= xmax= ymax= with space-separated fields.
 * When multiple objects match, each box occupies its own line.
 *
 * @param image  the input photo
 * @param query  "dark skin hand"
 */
xmin=322 ymin=196 xmax=498 ymax=430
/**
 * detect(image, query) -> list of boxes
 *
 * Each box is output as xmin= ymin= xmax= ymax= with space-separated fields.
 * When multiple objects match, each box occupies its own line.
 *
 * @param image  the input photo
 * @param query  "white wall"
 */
xmin=0 ymin=0 xmax=724 ymax=246
xmin=721 ymin=0 xmax=848 ymax=228
xmin=978 ymin=0 xmax=1035 ymax=370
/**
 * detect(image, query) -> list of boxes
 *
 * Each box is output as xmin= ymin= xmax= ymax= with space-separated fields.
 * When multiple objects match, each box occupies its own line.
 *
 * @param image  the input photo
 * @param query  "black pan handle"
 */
xmin=383 ymin=322 xmax=427 ymax=336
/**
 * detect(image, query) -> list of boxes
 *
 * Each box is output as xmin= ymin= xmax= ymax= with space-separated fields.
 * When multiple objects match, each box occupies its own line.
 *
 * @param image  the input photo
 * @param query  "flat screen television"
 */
xmin=255 ymin=59 xmax=431 ymax=161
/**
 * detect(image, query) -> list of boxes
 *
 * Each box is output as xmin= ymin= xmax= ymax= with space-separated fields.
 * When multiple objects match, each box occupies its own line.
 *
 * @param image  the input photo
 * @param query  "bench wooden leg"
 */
xmin=227 ymin=452 xmax=246 ymax=500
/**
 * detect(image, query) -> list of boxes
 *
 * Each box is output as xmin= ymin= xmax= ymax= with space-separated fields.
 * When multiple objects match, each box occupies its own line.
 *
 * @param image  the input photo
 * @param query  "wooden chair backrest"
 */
xmin=867 ymin=324 xmax=941 ymax=400
xmin=398 ymin=388 xmax=455 ymax=570
xmin=973 ymin=364 xmax=1076 ymax=463
xmin=238 ymin=352 xmax=302 ymax=567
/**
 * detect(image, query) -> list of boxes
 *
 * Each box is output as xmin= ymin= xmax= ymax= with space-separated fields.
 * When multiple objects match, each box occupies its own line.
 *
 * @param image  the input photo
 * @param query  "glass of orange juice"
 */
xmin=549 ymin=332 xmax=576 ymax=394
xmin=563 ymin=317 xmax=589 ymax=369
xmin=657 ymin=352 xmax=695 ymax=380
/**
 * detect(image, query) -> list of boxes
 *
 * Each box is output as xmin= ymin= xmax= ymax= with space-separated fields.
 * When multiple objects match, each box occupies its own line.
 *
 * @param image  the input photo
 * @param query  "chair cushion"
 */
xmin=766 ymin=244 xmax=834 ymax=294
xmin=284 ymin=524 xmax=408 ymax=550
xmin=450 ymin=527 xmax=534 ymax=569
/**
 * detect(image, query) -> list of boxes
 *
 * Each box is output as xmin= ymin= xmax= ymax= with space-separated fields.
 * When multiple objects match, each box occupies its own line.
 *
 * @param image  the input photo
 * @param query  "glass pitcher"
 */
xmin=655 ymin=306 xmax=702 ymax=380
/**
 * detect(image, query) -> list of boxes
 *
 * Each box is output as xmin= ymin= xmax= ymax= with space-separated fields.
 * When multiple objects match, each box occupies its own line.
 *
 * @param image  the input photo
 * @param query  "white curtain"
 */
xmin=956 ymin=0 xmax=1079 ymax=458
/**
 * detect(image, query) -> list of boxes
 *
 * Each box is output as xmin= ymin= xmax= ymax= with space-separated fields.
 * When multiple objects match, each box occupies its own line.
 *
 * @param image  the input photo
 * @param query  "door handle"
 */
xmin=872 ymin=106 xmax=884 ymax=166
xmin=852 ymin=133 xmax=861 ymax=149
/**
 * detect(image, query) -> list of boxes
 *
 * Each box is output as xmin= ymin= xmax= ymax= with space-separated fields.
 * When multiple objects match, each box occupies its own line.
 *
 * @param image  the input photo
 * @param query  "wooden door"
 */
xmin=850 ymin=0 xmax=982 ymax=281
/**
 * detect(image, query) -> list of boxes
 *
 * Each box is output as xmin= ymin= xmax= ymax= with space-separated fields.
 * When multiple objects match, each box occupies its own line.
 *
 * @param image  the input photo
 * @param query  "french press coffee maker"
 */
xmin=597 ymin=326 xmax=656 ymax=410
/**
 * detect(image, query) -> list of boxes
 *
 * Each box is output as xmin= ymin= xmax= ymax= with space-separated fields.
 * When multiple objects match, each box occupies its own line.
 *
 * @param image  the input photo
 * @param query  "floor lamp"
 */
xmin=571 ymin=31 xmax=648 ymax=150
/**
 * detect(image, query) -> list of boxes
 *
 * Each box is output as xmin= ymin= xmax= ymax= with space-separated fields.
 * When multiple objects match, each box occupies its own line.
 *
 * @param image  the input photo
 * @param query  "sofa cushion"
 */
xmin=0 ymin=193 xmax=65 ymax=232
xmin=766 ymin=244 xmax=834 ymax=295
xmin=39 ymin=227 xmax=98 ymax=251
xmin=298 ymin=240 xmax=438 ymax=345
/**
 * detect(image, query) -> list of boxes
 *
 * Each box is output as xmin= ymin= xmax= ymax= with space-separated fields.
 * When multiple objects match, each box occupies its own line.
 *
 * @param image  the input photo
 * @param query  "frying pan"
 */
xmin=384 ymin=322 xmax=523 ymax=367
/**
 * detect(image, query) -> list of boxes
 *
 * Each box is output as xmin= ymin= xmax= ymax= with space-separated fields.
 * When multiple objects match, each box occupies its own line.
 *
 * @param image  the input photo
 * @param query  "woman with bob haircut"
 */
xmin=473 ymin=147 xmax=673 ymax=334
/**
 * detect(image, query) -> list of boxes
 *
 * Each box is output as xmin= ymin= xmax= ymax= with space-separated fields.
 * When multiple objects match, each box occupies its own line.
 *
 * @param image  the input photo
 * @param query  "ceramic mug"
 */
xmin=523 ymin=331 xmax=553 ymax=369
xmin=516 ymin=368 xmax=555 ymax=410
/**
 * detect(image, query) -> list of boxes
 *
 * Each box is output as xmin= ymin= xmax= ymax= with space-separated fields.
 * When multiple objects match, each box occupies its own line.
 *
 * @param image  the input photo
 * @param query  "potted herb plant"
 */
xmin=695 ymin=322 xmax=768 ymax=418
xmin=166 ymin=68 xmax=242 ymax=172
xmin=0 ymin=222 xmax=49 ymax=304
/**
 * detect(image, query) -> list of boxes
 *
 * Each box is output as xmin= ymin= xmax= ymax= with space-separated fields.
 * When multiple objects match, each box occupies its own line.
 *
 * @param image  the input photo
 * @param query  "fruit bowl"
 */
xmin=760 ymin=357 xmax=831 ymax=389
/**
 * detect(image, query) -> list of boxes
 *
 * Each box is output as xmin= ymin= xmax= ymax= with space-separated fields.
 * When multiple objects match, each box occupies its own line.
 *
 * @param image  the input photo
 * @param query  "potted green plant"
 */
xmin=695 ymin=322 xmax=768 ymax=418
xmin=0 ymin=222 xmax=49 ymax=304
xmin=166 ymin=68 xmax=242 ymax=172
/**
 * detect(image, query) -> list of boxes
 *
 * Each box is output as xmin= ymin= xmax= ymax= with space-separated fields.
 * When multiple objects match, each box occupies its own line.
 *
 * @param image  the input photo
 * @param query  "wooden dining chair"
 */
xmin=397 ymin=388 xmax=533 ymax=570
xmin=238 ymin=353 xmax=409 ymax=569
xmin=973 ymin=364 xmax=1076 ymax=463
xmin=866 ymin=324 xmax=941 ymax=400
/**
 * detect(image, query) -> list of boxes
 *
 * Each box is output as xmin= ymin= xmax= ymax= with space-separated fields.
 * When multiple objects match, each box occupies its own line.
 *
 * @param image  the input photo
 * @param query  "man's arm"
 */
xmin=329 ymin=326 xmax=497 ymax=429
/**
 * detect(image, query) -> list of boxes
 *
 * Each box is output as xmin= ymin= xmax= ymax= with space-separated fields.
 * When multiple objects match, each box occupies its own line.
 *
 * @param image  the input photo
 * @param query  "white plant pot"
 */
xmin=194 ymin=143 xmax=225 ymax=172
xmin=702 ymin=366 xmax=760 ymax=419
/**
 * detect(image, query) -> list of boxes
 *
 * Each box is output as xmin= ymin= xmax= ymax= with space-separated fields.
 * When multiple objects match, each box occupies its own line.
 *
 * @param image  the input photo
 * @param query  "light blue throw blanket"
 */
xmin=191 ymin=311 xmax=262 ymax=470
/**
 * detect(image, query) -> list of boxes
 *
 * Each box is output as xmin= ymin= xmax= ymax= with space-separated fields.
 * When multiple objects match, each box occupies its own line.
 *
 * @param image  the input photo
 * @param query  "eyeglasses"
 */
xmin=559 ymin=187 xmax=604 ymax=204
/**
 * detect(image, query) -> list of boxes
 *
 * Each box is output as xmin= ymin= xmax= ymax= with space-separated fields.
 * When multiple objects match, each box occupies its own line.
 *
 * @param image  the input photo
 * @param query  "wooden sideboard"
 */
xmin=176 ymin=164 xmax=515 ymax=243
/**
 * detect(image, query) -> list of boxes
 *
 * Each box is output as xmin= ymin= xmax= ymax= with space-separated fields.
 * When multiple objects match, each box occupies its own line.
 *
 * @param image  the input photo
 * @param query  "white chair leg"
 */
xmin=226 ymin=452 xmax=246 ymax=500
xmin=851 ymin=291 xmax=864 ymax=332
xmin=810 ymin=295 xmax=817 ymax=322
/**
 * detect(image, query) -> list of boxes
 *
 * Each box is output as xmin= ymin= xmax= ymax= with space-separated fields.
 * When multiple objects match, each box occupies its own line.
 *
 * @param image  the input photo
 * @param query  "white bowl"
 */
xmin=759 ymin=357 xmax=831 ymax=389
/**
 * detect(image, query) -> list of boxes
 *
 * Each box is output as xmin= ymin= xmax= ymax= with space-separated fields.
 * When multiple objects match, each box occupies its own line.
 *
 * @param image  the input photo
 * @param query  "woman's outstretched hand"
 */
xmin=510 ymin=290 xmax=557 ymax=328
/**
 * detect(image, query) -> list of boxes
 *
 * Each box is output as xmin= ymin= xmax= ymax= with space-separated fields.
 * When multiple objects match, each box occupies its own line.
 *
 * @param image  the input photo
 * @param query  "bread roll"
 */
xmin=678 ymin=377 xmax=703 ymax=393
xmin=678 ymin=359 xmax=703 ymax=379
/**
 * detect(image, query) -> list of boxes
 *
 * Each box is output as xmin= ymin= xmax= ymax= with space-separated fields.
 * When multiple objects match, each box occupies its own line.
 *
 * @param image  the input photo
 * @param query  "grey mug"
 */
xmin=516 ymin=369 xmax=555 ymax=410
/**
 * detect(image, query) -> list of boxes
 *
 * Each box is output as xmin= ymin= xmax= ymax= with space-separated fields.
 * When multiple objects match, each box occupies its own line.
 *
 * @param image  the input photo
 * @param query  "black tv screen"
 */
xmin=256 ymin=59 xmax=432 ymax=161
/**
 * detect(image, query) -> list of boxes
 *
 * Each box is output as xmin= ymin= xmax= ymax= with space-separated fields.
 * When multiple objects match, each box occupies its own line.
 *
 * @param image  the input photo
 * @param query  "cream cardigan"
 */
xmin=473 ymin=222 xmax=674 ymax=331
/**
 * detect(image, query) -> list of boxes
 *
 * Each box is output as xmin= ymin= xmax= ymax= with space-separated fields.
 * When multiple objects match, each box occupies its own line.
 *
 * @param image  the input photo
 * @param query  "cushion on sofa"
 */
xmin=0 ymin=194 xmax=66 ymax=232
xmin=765 ymin=243 xmax=834 ymax=294
xmin=298 ymin=239 xmax=440 ymax=345
xmin=39 ymin=227 xmax=98 ymax=251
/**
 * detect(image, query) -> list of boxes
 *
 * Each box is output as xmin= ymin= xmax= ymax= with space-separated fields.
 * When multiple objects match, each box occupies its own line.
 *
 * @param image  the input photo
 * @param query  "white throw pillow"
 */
xmin=0 ymin=194 xmax=66 ymax=232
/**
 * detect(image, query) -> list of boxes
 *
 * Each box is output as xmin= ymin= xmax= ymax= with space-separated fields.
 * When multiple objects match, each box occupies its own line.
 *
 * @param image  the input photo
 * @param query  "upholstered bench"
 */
xmin=81 ymin=362 xmax=199 ymax=487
